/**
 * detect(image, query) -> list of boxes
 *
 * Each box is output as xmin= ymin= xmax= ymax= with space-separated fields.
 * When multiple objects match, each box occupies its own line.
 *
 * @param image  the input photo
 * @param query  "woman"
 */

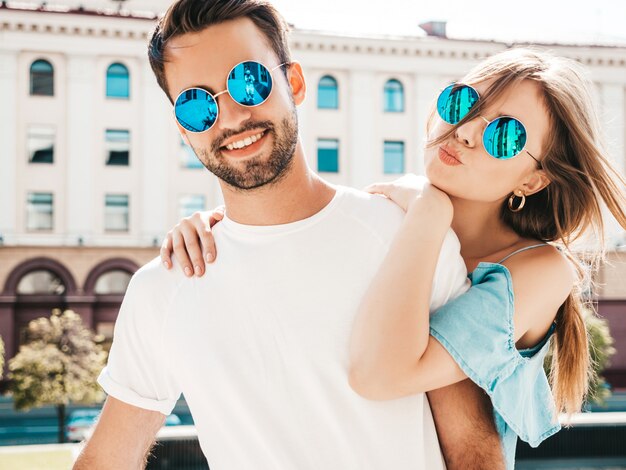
xmin=160 ymin=48 xmax=626 ymax=468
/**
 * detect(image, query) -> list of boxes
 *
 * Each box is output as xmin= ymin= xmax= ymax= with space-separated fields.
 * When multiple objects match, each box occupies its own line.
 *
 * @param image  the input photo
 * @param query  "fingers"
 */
xmin=192 ymin=217 xmax=218 ymax=264
xmin=178 ymin=221 xmax=206 ymax=277
xmin=364 ymin=183 xmax=392 ymax=198
xmin=162 ymin=206 xmax=225 ymax=277
xmin=171 ymin=230 xmax=193 ymax=277
xmin=193 ymin=208 xmax=224 ymax=264
xmin=207 ymin=205 xmax=225 ymax=228
xmin=160 ymin=233 xmax=173 ymax=270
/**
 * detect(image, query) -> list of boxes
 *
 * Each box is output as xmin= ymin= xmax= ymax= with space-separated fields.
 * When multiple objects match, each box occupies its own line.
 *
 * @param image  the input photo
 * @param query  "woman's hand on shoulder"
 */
xmin=364 ymin=174 xmax=453 ymax=225
xmin=160 ymin=206 xmax=225 ymax=277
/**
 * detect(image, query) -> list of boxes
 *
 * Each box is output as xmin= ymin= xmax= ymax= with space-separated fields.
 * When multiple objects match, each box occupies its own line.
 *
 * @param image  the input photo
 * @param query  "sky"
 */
xmin=270 ymin=0 xmax=626 ymax=45
xmin=13 ymin=0 xmax=626 ymax=46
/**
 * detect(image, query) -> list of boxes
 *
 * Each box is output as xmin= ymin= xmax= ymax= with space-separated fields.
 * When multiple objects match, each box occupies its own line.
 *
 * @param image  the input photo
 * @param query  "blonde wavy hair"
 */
xmin=429 ymin=48 xmax=626 ymax=415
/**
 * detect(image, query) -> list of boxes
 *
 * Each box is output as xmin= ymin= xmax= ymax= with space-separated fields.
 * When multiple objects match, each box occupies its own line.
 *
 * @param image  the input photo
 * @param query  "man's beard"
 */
xmin=193 ymin=108 xmax=298 ymax=191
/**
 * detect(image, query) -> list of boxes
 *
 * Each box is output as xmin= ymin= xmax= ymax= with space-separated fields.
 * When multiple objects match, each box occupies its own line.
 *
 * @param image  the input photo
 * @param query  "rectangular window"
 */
xmin=384 ymin=141 xmax=405 ymax=174
xmin=105 ymin=194 xmax=129 ymax=232
xmin=27 ymin=125 xmax=55 ymax=164
xmin=180 ymin=139 xmax=204 ymax=169
xmin=105 ymin=130 xmax=130 ymax=166
xmin=179 ymin=195 xmax=206 ymax=219
xmin=317 ymin=138 xmax=339 ymax=173
xmin=26 ymin=192 xmax=53 ymax=230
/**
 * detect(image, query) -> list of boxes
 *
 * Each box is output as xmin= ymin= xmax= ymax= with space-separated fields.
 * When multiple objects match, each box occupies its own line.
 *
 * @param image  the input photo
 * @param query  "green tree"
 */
xmin=8 ymin=309 xmax=106 ymax=443
xmin=584 ymin=310 xmax=617 ymax=405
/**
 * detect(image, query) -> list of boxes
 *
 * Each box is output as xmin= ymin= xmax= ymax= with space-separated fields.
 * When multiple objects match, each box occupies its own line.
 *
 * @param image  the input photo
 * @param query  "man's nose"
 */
xmin=215 ymin=93 xmax=252 ymax=131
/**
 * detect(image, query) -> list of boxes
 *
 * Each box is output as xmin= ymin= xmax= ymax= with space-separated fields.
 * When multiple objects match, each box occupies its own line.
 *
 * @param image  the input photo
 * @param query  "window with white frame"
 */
xmin=27 ymin=125 xmax=55 ymax=164
xmin=105 ymin=129 xmax=130 ymax=166
xmin=383 ymin=141 xmax=405 ymax=174
xmin=104 ymin=194 xmax=129 ymax=232
xmin=26 ymin=192 xmax=53 ymax=230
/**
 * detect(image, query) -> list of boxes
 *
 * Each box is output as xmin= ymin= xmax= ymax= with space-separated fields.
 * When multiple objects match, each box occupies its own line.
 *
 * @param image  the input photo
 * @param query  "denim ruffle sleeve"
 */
xmin=429 ymin=262 xmax=561 ymax=450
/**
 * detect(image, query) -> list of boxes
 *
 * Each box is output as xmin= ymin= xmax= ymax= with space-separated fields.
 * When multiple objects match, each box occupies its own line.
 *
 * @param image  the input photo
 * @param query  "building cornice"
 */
xmin=1 ymin=4 xmax=626 ymax=68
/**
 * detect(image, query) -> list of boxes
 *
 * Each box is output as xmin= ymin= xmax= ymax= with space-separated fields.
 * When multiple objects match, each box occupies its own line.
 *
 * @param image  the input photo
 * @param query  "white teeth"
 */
xmin=224 ymin=132 xmax=265 ymax=151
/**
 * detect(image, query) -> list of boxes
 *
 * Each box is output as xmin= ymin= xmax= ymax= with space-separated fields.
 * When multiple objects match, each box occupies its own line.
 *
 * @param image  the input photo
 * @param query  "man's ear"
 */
xmin=286 ymin=61 xmax=306 ymax=106
xmin=522 ymin=170 xmax=551 ymax=196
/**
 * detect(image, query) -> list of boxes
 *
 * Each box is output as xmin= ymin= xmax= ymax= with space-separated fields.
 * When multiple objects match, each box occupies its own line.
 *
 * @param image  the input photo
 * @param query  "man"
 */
xmin=74 ymin=1 xmax=504 ymax=468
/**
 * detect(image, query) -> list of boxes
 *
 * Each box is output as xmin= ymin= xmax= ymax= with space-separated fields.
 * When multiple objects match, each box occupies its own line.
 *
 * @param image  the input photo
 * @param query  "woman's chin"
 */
xmin=424 ymin=161 xmax=442 ymax=183
xmin=424 ymin=165 xmax=458 ymax=198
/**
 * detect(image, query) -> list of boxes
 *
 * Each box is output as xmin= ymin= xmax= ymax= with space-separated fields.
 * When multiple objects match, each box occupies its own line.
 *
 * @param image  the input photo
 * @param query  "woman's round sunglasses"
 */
xmin=436 ymin=83 xmax=541 ymax=166
xmin=173 ymin=60 xmax=289 ymax=133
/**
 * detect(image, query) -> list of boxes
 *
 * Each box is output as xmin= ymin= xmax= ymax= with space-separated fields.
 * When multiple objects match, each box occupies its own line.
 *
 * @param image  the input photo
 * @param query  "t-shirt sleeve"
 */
xmin=97 ymin=258 xmax=182 ymax=415
xmin=428 ymin=262 xmax=560 ymax=446
xmin=429 ymin=228 xmax=470 ymax=312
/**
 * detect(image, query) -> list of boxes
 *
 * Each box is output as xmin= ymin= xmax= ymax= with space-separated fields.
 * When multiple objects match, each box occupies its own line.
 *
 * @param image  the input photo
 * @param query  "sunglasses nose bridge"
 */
xmin=213 ymin=89 xmax=253 ymax=131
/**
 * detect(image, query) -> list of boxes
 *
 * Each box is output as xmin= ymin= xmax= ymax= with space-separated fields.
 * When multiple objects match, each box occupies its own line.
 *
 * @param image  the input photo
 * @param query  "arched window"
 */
xmin=318 ymin=75 xmax=338 ymax=109
xmin=16 ymin=270 xmax=65 ymax=295
xmin=383 ymin=79 xmax=404 ymax=113
xmin=94 ymin=270 xmax=132 ymax=294
xmin=30 ymin=59 xmax=54 ymax=96
xmin=106 ymin=63 xmax=130 ymax=99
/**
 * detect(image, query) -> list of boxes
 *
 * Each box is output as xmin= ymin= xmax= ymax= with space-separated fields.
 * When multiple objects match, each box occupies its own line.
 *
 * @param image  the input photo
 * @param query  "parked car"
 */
xmin=66 ymin=409 xmax=181 ymax=442
xmin=66 ymin=409 xmax=100 ymax=442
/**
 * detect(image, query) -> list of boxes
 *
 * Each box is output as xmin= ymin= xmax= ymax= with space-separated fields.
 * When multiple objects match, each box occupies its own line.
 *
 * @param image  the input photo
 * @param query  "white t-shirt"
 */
xmin=98 ymin=185 xmax=469 ymax=470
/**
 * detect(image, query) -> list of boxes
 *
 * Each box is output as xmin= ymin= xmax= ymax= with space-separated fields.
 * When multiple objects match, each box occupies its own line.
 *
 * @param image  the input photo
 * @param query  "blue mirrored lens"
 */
xmin=483 ymin=117 xmax=527 ymax=159
xmin=228 ymin=61 xmax=272 ymax=106
xmin=437 ymin=84 xmax=479 ymax=125
xmin=175 ymin=88 xmax=218 ymax=133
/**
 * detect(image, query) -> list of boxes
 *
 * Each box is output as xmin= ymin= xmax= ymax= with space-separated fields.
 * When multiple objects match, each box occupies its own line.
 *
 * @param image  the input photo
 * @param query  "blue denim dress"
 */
xmin=429 ymin=260 xmax=560 ymax=469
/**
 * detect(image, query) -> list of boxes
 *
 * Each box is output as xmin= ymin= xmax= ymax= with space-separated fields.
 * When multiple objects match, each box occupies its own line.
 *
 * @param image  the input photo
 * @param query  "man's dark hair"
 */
xmin=148 ymin=0 xmax=292 ymax=103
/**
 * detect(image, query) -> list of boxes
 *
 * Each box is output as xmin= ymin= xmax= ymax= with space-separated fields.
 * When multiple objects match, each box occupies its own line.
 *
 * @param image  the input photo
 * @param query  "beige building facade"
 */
xmin=1 ymin=2 xmax=625 ymax=384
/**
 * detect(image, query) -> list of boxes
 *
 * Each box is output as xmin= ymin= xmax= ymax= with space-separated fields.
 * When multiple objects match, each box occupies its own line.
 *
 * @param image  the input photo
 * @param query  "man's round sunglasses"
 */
xmin=436 ymin=83 xmax=541 ymax=166
xmin=173 ymin=60 xmax=289 ymax=133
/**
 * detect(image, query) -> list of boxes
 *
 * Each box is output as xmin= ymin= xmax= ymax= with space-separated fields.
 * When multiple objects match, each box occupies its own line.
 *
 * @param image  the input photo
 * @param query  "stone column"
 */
xmin=414 ymin=75 xmax=442 ymax=176
xmin=0 ymin=51 xmax=18 ymax=243
xmin=0 ymin=297 xmax=16 ymax=377
xmin=138 ymin=59 xmax=171 ymax=244
xmin=347 ymin=69 xmax=377 ymax=188
xmin=66 ymin=295 xmax=95 ymax=331
xmin=65 ymin=56 xmax=97 ymax=243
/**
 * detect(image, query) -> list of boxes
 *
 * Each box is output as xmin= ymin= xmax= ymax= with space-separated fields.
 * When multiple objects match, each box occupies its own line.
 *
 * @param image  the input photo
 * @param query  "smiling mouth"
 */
xmin=218 ymin=130 xmax=271 ymax=159
xmin=220 ymin=130 xmax=268 ymax=151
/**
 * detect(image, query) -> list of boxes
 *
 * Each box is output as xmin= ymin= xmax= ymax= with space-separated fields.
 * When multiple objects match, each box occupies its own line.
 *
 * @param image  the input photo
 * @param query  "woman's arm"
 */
xmin=350 ymin=243 xmax=575 ymax=400
xmin=348 ymin=175 xmax=454 ymax=398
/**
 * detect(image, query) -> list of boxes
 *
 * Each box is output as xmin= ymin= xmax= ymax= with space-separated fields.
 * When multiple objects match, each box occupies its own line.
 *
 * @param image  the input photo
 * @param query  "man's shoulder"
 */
xmin=336 ymin=185 xmax=405 ymax=222
xmin=124 ymin=256 xmax=187 ymax=308
xmin=334 ymin=185 xmax=405 ymax=243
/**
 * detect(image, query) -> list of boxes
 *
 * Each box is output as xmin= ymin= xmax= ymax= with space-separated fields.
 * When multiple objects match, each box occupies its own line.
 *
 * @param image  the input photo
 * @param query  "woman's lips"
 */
xmin=438 ymin=146 xmax=462 ymax=166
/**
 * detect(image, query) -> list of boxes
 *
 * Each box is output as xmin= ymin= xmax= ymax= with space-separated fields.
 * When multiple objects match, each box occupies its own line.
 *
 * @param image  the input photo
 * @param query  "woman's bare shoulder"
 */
xmin=505 ymin=242 xmax=576 ymax=288
xmin=504 ymin=242 xmax=576 ymax=344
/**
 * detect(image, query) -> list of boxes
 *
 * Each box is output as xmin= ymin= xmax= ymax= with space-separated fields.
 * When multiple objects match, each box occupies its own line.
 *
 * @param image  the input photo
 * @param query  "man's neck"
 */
xmin=219 ymin=151 xmax=336 ymax=226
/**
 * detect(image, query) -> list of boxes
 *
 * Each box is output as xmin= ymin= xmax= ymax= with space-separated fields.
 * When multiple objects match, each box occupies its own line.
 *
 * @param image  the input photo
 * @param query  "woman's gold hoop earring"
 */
xmin=508 ymin=192 xmax=526 ymax=212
